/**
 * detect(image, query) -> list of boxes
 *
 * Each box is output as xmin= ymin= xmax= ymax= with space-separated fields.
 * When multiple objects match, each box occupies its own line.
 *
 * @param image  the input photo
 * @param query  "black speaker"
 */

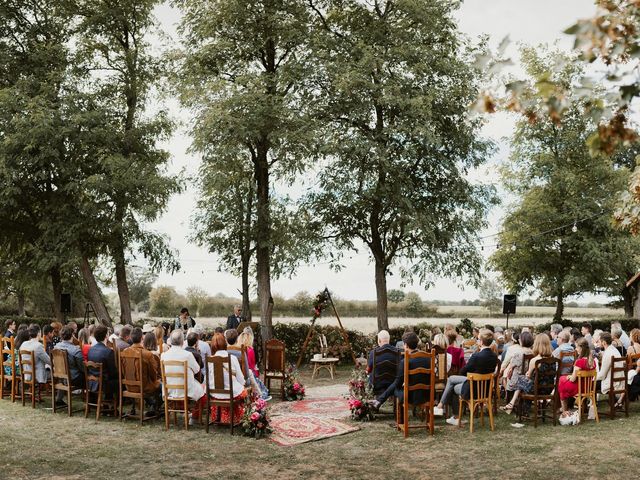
xmin=60 ymin=293 xmax=72 ymax=314
xmin=503 ymin=294 xmax=516 ymax=315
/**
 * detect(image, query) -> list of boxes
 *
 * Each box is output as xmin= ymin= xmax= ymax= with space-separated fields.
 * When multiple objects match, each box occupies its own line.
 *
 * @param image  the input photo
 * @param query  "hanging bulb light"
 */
xmin=511 ymin=244 xmax=517 ymax=251
xmin=572 ymin=222 xmax=577 ymax=233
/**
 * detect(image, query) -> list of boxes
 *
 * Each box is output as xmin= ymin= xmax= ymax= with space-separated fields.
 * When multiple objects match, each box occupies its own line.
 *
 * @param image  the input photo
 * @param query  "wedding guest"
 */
xmin=552 ymin=330 xmax=575 ymax=375
xmin=108 ymin=324 xmax=122 ymax=344
xmin=550 ymin=323 xmax=563 ymax=349
xmin=446 ymin=329 xmax=465 ymax=371
xmin=78 ymin=328 xmax=92 ymax=361
xmin=115 ymin=325 xmax=132 ymax=351
xmin=161 ymin=330 xmax=205 ymax=424
xmin=367 ymin=330 xmax=399 ymax=394
xmin=627 ymin=329 xmax=640 ymax=359
xmin=53 ymin=325 xmax=85 ymax=406
xmin=557 ymin=337 xmax=596 ymax=416
xmin=185 ymin=332 xmax=204 ymax=378
xmin=612 ymin=328 xmax=627 ymax=356
xmin=503 ymin=331 xmax=534 ymax=398
xmin=238 ymin=326 xmax=270 ymax=400
xmin=4 ymin=319 xmax=16 ymax=338
xmin=501 ymin=333 xmax=555 ymax=414
xmin=433 ymin=333 xmax=452 ymax=374
xmin=193 ymin=324 xmax=212 ymax=377
xmin=611 ymin=321 xmax=630 ymax=349
xmin=20 ymin=325 xmax=51 ymax=385
xmin=581 ymin=322 xmax=593 ymax=350
xmin=434 ymin=329 xmax=497 ymax=425
xmin=209 ymin=330 xmax=247 ymax=424
xmin=175 ymin=307 xmax=196 ymax=333
xmin=155 ymin=326 xmax=169 ymax=354
xmin=3 ymin=329 xmax=28 ymax=377
xmin=87 ymin=326 xmax=118 ymax=399
xmin=143 ymin=332 xmax=161 ymax=374
xmin=123 ymin=327 xmax=162 ymax=416
xmin=42 ymin=325 xmax=55 ymax=357
xmin=597 ymin=332 xmax=625 ymax=399
xmin=371 ymin=332 xmax=431 ymax=410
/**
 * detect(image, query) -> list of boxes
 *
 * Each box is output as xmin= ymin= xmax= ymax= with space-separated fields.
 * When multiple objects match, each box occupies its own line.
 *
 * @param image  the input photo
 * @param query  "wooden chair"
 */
xmin=575 ymin=369 xmax=599 ymax=423
xmin=205 ymin=354 xmax=237 ymax=434
xmin=51 ymin=349 xmax=83 ymax=416
xmin=605 ymin=356 xmax=628 ymax=419
xmin=83 ymin=360 xmax=115 ymax=421
xmin=458 ymin=372 xmax=494 ymax=433
xmin=395 ymin=349 xmax=435 ymax=438
xmin=371 ymin=345 xmax=400 ymax=402
xmin=227 ymin=344 xmax=248 ymax=377
xmin=264 ymin=339 xmax=286 ymax=398
xmin=119 ymin=348 xmax=156 ymax=425
xmin=559 ymin=350 xmax=575 ymax=374
xmin=514 ymin=353 xmax=534 ymax=416
xmin=161 ymin=359 xmax=195 ymax=430
xmin=19 ymin=349 xmax=38 ymax=409
xmin=1 ymin=336 xmax=18 ymax=402
xmin=492 ymin=358 xmax=502 ymax=414
xmin=519 ymin=357 xmax=560 ymax=427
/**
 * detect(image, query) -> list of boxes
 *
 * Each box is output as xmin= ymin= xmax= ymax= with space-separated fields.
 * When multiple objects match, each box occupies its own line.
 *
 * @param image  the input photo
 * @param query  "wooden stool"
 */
xmin=310 ymin=357 xmax=339 ymax=379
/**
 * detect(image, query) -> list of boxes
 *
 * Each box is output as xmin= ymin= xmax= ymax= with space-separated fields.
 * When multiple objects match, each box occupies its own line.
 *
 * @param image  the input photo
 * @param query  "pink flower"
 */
xmin=255 ymin=398 xmax=267 ymax=410
xmin=293 ymin=382 xmax=300 ymax=391
xmin=250 ymin=412 xmax=260 ymax=421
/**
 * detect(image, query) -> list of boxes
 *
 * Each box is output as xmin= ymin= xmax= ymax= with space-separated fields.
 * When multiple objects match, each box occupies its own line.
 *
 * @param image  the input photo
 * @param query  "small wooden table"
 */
xmin=310 ymin=357 xmax=339 ymax=379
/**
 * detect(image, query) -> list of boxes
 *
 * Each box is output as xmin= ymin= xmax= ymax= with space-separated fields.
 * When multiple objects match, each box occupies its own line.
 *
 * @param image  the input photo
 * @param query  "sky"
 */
xmin=144 ymin=0 xmax=602 ymax=303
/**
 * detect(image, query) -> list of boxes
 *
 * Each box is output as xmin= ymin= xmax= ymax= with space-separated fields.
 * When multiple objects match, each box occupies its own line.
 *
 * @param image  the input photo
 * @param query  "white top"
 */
xmin=20 ymin=339 xmax=51 ymax=384
xmin=197 ymin=339 xmax=211 ymax=377
xmin=208 ymin=351 xmax=245 ymax=399
xmin=597 ymin=345 xmax=625 ymax=394
xmin=161 ymin=345 xmax=204 ymax=401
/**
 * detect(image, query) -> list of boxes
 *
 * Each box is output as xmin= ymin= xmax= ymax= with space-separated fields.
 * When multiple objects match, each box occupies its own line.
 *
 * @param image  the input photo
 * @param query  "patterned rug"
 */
xmin=269 ymin=396 xmax=359 ymax=446
xmin=269 ymin=414 xmax=359 ymax=446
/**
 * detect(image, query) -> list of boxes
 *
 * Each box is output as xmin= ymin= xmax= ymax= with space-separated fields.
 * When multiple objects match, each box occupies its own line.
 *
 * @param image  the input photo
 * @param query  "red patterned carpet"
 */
xmin=269 ymin=397 xmax=359 ymax=446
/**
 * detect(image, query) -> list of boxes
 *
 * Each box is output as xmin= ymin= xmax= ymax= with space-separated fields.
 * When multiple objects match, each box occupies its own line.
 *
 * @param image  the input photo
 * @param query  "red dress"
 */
xmin=82 ymin=343 xmax=91 ymax=362
xmin=558 ymin=357 xmax=595 ymax=400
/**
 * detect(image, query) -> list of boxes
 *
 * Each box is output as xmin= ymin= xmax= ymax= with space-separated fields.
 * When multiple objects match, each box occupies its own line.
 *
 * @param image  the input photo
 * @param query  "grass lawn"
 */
xmin=1 ymin=365 xmax=638 ymax=480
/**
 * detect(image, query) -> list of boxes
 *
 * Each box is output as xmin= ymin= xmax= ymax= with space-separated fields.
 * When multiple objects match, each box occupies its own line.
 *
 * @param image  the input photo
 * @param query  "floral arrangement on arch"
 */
xmin=241 ymin=395 xmax=272 ymax=439
xmin=312 ymin=289 xmax=331 ymax=321
xmin=348 ymin=365 xmax=375 ymax=421
xmin=283 ymin=365 xmax=306 ymax=401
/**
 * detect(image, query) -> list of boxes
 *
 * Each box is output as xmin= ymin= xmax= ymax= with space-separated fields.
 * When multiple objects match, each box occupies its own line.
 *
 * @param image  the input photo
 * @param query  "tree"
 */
xmin=306 ymin=0 xmax=494 ymax=330
xmin=490 ymin=48 xmax=640 ymax=320
xmin=75 ymin=0 xmax=181 ymax=324
xmin=387 ymin=289 xmax=405 ymax=304
xmin=186 ymin=286 xmax=208 ymax=318
xmin=127 ymin=266 xmax=157 ymax=313
xmin=175 ymin=0 xmax=317 ymax=339
xmin=479 ymin=279 xmax=502 ymax=315
xmin=149 ymin=286 xmax=182 ymax=318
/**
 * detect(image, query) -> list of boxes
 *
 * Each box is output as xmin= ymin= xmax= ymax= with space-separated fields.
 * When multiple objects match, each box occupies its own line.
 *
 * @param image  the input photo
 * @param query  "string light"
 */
xmin=572 ymin=223 xmax=578 ymax=233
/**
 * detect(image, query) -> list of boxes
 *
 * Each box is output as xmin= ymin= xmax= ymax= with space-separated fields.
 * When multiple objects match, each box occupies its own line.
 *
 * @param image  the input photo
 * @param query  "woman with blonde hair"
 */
xmin=626 ymin=328 xmax=640 ymax=357
xmin=154 ymin=325 xmax=169 ymax=355
xmin=238 ymin=327 xmax=270 ymax=400
xmin=432 ymin=333 xmax=452 ymax=374
xmin=501 ymin=333 xmax=554 ymax=414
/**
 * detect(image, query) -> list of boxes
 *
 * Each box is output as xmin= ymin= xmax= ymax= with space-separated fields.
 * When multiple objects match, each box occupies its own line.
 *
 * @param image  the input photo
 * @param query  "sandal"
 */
xmin=500 ymin=402 xmax=514 ymax=415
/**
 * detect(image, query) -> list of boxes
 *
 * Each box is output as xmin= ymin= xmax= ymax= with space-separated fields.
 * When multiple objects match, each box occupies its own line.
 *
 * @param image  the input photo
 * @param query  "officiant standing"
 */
xmin=226 ymin=305 xmax=244 ymax=330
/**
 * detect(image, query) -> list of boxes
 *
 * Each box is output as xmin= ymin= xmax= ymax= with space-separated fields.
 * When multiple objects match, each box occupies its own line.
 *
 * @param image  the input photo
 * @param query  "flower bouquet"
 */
xmin=241 ymin=395 xmax=272 ymax=438
xmin=283 ymin=365 xmax=306 ymax=401
xmin=312 ymin=290 xmax=330 ymax=320
xmin=348 ymin=365 xmax=374 ymax=421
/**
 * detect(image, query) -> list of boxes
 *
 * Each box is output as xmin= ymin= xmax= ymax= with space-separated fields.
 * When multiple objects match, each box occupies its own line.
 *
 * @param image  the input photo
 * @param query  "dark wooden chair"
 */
xmin=19 ymin=349 xmax=38 ymax=409
xmin=51 ymin=349 xmax=83 ymax=416
xmin=119 ymin=348 xmax=157 ymax=425
xmin=519 ymin=357 xmax=560 ymax=427
xmin=514 ymin=353 xmax=534 ymax=416
xmin=395 ymin=349 xmax=436 ymax=438
xmin=83 ymin=360 xmax=115 ymax=420
xmin=575 ymin=369 xmax=599 ymax=422
xmin=371 ymin=345 xmax=400 ymax=401
xmin=492 ymin=358 xmax=502 ymax=414
xmin=264 ymin=339 xmax=286 ymax=398
xmin=605 ymin=356 xmax=628 ymax=419
xmin=205 ymin=354 xmax=237 ymax=434
xmin=1 ymin=336 xmax=19 ymax=402
xmin=458 ymin=372 xmax=495 ymax=433
xmin=161 ymin=359 xmax=198 ymax=430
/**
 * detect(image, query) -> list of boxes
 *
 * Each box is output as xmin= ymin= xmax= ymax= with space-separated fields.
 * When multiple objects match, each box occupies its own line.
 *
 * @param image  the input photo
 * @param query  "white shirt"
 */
xmin=208 ymin=351 xmax=245 ymax=399
xmin=597 ymin=345 xmax=624 ymax=394
xmin=197 ymin=339 xmax=211 ymax=376
xmin=161 ymin=345 xmax=204 ymax=401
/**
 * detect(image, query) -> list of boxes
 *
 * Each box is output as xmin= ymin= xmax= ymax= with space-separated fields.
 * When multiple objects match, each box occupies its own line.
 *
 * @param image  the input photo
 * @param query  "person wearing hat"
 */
xmin=142 ymin=323 xmax=155 ymax=335
xmin=175 ymin=307 xmax=196 ymax=333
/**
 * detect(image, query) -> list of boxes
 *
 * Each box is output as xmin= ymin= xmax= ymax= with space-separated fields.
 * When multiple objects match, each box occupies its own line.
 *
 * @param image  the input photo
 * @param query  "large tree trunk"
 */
xmin=255 ymin=145 xmax=273 ymax=341
xmin=554 ymin=290 xmax=564 ymax=322
xmin=79 ymin=255 xmax=113 ymax=327
xmin=17 ymin=291 xmax=25 ymax=317
xmin=622 ymin=285 xmax=634 ymax=318
xmin=374 ymin=260 xmax=389 ymax=331
xmin=112 ymin=228 xmax=132 ymax=325
xmin=50 ymin=266 xmax=63 ymax=322
xmin=241 ymin=254 xmax=252 ymax=321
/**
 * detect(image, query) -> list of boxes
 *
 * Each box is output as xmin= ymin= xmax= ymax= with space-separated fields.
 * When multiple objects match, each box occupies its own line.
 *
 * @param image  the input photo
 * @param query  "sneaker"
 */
xmin=263 ymin=396 xmax=273 ymax=402
xmin=188 ymin=414 xmax=196 ymax=426
xmin=433 ymin=406 xmax=444 ymax=416
xmin=446 ymin=416 xmax=459 ymax=426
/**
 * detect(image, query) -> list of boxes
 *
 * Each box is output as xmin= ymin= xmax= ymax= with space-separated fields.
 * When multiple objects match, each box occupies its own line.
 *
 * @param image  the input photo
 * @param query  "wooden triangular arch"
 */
xmin=296 ymin=287 xmax=357 ymax=367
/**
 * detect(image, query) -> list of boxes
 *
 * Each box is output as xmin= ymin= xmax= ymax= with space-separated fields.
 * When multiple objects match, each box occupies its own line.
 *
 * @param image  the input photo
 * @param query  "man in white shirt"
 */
xmin=20 ymin=325 xmax=51 ymax=384
xmin=597 ymin=332 xmax=625 ymax=395
xmin=192 ymin=325 xmax=212 ymax=378
xmin=611 ymin=321 xmax=630 ymax=349
xmin=161 ymin=330 xmax=205 ymax=423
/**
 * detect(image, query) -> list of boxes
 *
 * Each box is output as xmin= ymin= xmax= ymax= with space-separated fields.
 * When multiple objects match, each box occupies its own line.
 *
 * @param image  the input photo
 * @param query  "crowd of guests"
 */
xmin=2 ymin=313 xmax=270 ymax=425
xmin=365 ymin=321 xmax=640 ymax=424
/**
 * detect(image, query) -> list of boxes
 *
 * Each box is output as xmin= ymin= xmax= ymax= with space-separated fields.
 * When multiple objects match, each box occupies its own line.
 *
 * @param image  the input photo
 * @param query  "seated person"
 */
xmin=20 ymin=325 xmax=51 ymax=385
xmin=238 ymin=327 xmax=270 ymax=400
xmin=597 ymin=332 xmax=625 ymax=399
xmin=208 ymin=332 xmax=247 ymax=424
xmin=53 ymin=325 xmax=85 ymax=406
xmin=224 ymin=329 xmax=250 ymax=380
xmin=161 ymin=330 xmax=205 ymax=422
xmin=185 ymin=332 xmax=204 ymax=381
xmin=370 ymin=332 xmax=430 ymax=409
xmin=434 ymin=329 xmax=498 ymax=425
xmin=115 ymin=325 xmax=132 ymax=351
xmin=366 ymin=330 xmax=399 ymax=396
xmin=446 ymin=329 xmax=465 ymax=372
xmin=42 ymin=325 xmax=55 ymax=357
xmin=123 ymin=327 xmax=162 ymax=415
xmin=432 ymin=333 xmax=452 ymax=374
xmin=558 ymin=338 xmax=596 ymax=415
xmin=552 ymin=330 xmax=575 ymax=375
xmin=87 ymin=325 xmax=118 ymax=400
